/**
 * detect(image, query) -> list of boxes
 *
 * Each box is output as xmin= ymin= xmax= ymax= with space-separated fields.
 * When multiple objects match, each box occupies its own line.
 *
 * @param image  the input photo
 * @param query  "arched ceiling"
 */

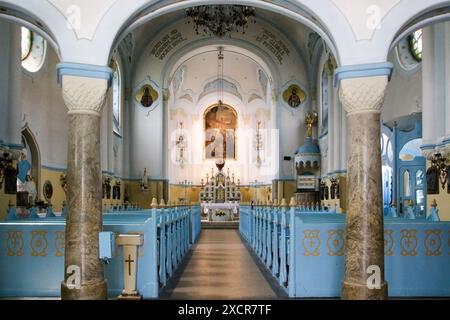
xmin=129 ymin=7 xmax=317 ymax=71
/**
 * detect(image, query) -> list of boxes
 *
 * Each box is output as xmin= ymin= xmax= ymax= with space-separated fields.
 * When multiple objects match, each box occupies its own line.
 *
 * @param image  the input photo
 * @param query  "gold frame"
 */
xmin=203 ymin=103 xmax=238 ymax=161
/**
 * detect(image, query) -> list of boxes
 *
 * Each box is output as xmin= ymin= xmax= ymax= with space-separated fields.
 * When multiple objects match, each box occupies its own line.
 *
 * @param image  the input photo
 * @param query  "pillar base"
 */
xmin=117 ymin=293 xmax=142 ymax=300
xmin=61 ymin=280 xmax=107 ymax=300
xmin=341 ymin=280 xmax=388 ymax=300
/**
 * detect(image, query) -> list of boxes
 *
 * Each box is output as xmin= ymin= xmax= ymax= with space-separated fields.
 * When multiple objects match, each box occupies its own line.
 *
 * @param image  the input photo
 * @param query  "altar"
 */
xmin=199 ymin=160 xmax=241 ymax=221
xmin=201 ymin=201 xmax=239 ymax=221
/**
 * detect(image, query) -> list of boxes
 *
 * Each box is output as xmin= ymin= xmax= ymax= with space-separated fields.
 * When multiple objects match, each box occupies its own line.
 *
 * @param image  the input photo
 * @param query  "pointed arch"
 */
xmin=21 ymin=125 xmax=41 ymax=200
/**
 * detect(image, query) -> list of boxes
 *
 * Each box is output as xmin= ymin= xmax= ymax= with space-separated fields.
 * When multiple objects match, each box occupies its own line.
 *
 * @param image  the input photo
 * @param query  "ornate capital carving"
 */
xmin=324 ymin=57 xmax=337 ymax=76
xmin=61 ymin=76 xmax=108 ymax=116
xmin=339 ymin=76 xmax=388 ymax=115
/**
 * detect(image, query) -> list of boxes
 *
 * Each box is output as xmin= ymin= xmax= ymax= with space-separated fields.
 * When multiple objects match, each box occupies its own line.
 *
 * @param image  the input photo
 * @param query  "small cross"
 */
xmin=125 ymin=254 xmax=134 ymax=276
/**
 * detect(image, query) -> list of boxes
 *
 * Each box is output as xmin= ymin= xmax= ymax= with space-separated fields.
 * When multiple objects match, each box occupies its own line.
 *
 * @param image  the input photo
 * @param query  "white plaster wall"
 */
xmin=21 ymin=48 xmax=68 ymax=167
xmin=382 ymin=52 xmax=422 ymax=123
xmin=130 ymin=17 xmax=308 ymax=181
xmin=0 ymin=21 xmax=11 ymax=142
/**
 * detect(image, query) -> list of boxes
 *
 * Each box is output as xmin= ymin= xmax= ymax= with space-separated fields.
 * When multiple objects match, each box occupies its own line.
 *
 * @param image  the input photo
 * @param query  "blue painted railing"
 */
xmin=0 ymin=205 xmax=201 ymax=298
xmin=240 ymin=202 xmax=450 ymax=297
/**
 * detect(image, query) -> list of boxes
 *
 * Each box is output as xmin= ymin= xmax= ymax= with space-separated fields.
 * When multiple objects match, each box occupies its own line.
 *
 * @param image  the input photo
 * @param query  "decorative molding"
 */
xmin=334 ymin=62 xmax=393 ymax=87
xmin=339 ymin=76 xmax=388 ymax=115
xmin=61 ymin=76 xmax=109 ymax=116
xmin=302 ymin=230 xmax=321 ymax=256
xmin=57 ymin=62 xmax=113 ymax=85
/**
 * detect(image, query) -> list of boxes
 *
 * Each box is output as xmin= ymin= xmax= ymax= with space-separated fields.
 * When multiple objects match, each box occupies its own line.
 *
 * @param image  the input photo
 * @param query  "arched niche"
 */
xmin=21 ymin=126 xmax=41 ymax=200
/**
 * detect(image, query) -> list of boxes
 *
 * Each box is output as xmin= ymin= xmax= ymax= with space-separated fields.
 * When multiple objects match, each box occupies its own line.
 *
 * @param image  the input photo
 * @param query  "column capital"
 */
xmin=339 ymin=76 xmax=388 ymax=115
xmin=61 ymin=75 xmax=109 ymax=116
xmin=57 ymin=62 xmax=113 ymax=117
xmin=324 ymin=56 xmax=337 ymax=76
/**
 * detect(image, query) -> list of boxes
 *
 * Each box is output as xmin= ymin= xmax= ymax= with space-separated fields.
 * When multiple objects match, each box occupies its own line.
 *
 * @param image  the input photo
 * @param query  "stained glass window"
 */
xmin=21 ymin=27 xmax=32 ymax=61
xmin=321 ymin=69 xmax=329 ymax=135
xmin=21 ymin=27 xmax=46 ymax=72
xmin=408 ymin=29 xmax=422 ymax=62
xmin=112 ymin=64 xmax=121 ymax=135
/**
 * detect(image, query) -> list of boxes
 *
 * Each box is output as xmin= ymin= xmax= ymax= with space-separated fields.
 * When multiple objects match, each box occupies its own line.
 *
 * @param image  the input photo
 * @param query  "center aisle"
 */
xmin=162 ymin=229 xmax=280 ymax=299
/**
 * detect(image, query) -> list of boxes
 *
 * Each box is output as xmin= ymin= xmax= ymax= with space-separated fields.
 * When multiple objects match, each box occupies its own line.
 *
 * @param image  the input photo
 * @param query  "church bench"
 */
xmin=240 ymin=205 xmax=450 ymax=298
xmin=0 ymin=206 xmax=201 ymax=298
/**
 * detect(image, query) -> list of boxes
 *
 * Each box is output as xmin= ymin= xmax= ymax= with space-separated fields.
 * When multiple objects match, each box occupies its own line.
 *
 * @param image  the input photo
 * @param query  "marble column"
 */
xmin=60 ymin=75 xmax=109 ymax=300
xmin=339 ymin=76 xmax=388 ymax=300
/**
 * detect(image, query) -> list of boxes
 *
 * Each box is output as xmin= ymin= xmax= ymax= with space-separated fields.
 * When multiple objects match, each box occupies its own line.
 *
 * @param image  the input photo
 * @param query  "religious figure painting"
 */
xmin=204 ymin=104 xmax=237 ymax=160
xmin=426 ymin=166 xmax=439 ymax=195
xmin=135 ymin=84 xmax=159 ymax=108
xmin=283 ymin=84 xmax=306 ymax=109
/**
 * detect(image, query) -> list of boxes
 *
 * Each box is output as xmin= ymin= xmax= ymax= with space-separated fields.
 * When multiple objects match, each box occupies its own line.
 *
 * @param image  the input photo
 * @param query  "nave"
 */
xmin=162 ymin=229 xmax=282 ymax=300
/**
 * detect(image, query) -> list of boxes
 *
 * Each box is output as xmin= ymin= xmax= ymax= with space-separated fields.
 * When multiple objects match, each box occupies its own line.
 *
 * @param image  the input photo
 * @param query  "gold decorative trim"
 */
xmin=30 ymin=231 xmax=48 ymax=257
xmin=424 ymin=229 xmax=442 ymax=257
xmin=400 ymin=229 xmax=418 ymax=256
xmin=6 ymin=231 xmax=24 ymax=256
xmin=384 ymin=229 xmax=394 ymax=256
xmin=327 ymin=229 xmax=344 ymax=256
xmin=54 ymin=231 xmax=65 ymax=257
xmin=303 ymin=230 xmax=321 ymax=256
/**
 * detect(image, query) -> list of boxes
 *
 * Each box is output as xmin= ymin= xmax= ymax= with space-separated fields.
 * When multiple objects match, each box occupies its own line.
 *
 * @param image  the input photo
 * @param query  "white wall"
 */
xmin=21 ymin=48 xmax=68 ymax=167
xmin=382 ymin=52 xmax=422 ymax=123
xmin=0 ymin=20 xmax=11 ymax=143
xmin=130 ymin=17 xmax=309 ymax=181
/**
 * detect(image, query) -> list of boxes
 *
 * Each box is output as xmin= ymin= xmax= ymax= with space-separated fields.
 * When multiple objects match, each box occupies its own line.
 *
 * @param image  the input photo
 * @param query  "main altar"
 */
xmin=199 ymin=160 xmax=241 ymax=221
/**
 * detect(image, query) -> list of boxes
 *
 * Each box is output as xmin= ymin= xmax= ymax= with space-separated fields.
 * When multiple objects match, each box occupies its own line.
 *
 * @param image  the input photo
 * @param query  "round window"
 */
xmin=21 ymin=27 xmax=46 ymax=73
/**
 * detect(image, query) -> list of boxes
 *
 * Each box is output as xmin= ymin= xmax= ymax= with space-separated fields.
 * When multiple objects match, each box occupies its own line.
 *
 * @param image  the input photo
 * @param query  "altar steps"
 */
xmin=201 ymin=221 xmax=239 ymax=229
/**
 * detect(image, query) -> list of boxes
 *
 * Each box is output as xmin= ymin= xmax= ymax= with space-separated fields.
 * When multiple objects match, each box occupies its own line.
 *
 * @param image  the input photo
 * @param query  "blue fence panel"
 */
xmin=239 ymin=205 xmax=450 ymax=298
xmin=0 ymin=206 xmax=201 ymax=298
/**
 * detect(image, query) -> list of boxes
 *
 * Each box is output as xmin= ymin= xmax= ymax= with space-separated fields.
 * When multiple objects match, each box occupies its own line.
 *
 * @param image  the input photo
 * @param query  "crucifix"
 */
xmin=125 ymin=254 xmax=134 ymax=276
xmin=116 ymin=234 xmax=143 ymax=300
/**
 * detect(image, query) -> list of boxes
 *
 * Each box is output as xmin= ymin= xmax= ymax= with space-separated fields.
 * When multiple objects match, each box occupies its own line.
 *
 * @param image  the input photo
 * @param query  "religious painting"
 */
xmin=447 ymin=166 xmax=450 ymax=194
xmin=204 ymin=104 xmax=237 ymax=160
xmin=135 ymin=84 xmax=158 ymax=108
xmin=283 ymin=85 xmax=306 ymax=109
xmin=426 ymin=166 xmax=439 ymax=195
xmin=43 ymin=180 xmax=53 ymax=201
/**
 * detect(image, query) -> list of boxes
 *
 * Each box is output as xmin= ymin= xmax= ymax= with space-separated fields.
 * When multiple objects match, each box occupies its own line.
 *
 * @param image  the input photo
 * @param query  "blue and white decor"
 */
xmin=0 ymin=205 xmax=201 ymax=298
xmin=240 ymin=203 xmax=450 ymax=297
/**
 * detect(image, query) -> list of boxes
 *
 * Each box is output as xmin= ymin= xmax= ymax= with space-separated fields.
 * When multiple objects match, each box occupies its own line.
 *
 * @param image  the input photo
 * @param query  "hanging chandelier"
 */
xmin=186 ymin=5 xmax=256 ymax=38
xmin=217 ymin=47 xmax=224 ymax=106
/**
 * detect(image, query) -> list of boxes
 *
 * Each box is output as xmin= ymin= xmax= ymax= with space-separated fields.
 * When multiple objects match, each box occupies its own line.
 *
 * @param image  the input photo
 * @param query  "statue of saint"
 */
xmin=26 ymin=175 xmax=37 ymax=206
xmin=141 ymin=168 xmax=149 ymax=191
xmin=17 ymin=149 xmax=31 ymax=185
xmin=305 ymin=112 xmax=318 ymax=138
xmin=426 ymin=166 xmax=439 ymax=194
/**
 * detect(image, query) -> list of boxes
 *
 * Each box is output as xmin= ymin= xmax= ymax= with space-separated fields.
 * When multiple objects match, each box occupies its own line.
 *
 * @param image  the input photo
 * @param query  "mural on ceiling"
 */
xmin=204 ymin=104 xmax=237 ymax=160
xmin=134 ymin=77 xmax=160 ymax=116
xmin=283 ymin=84 xmax=306 ymax=109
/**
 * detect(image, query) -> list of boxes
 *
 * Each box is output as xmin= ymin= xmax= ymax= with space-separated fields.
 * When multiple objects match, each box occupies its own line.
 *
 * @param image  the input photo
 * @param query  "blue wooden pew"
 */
xmin=240 ymin=203 xmax=450 ymax=298
xmin=0 ymin=205 xmax=201 ymax=298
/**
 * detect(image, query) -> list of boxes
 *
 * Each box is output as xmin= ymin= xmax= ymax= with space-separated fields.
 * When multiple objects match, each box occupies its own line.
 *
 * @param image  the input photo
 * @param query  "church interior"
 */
xmin=0 ymin=1 xmax=449 ymax=301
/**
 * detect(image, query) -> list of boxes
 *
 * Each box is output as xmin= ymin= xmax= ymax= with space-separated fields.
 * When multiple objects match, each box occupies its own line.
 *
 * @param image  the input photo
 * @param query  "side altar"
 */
xmin=199 ymin=160 xmax=241 ymax=221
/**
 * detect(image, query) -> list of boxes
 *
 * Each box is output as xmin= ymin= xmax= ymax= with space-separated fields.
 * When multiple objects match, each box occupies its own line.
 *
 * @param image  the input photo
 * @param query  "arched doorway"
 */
xmin=20 ymin=126 xmax=41 ymax=202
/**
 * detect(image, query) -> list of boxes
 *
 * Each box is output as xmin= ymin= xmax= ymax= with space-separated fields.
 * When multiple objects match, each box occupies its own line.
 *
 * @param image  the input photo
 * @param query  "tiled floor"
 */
xmin=162 ymin=229 xmax=280 ymax=299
